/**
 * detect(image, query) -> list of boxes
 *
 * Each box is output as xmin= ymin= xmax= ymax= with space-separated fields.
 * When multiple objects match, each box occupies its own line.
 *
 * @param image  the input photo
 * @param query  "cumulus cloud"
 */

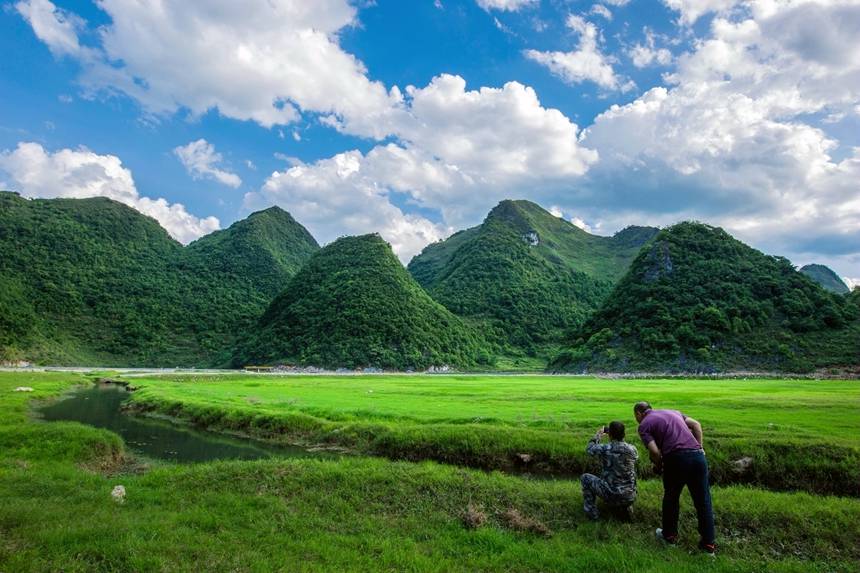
xmin=577 ymin=0 xmax=860 ymax=272
xmin=16 ymin=0 xmax=404 ymax=138
xmin=173 ymin=139 xmax=241 ymax=188
xmin=662 ymin=0 xmax=739 ymax=25
xmin=476 ymin=0 xmax=538 ymax=11
xmin=247 ymin=150 xmax=451 ymax=262
xmin=628 ymin=29 xmax=674 ymax=67
xmin=570 ymin=216 xmax=594 ymax=232
xmin=525 ymin=15 xmax=633 ymax=91
xmin=245 ymin=74 xmax=599 ymax=248
xmin=17 ymin=0 xmax=859 ymax=275
xmin=0 ymin=142 xmax=219 ymax=243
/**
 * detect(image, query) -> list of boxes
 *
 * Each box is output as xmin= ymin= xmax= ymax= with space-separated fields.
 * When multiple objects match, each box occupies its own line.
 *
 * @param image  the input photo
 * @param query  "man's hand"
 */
xmin=596 ymin=427 xmax=607 ymax=439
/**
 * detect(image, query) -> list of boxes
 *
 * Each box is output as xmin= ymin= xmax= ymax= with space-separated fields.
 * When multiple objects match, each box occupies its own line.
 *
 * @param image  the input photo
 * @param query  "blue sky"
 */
xmin=1 ymin=0 xmax=858 ymax=283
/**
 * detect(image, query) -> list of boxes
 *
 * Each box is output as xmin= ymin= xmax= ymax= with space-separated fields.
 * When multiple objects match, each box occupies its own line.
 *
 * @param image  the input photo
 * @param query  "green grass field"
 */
xmin=1 ymin=371 xmax=859 ymax=572
xmin=127 ymin=373 xmax=860 ymax=495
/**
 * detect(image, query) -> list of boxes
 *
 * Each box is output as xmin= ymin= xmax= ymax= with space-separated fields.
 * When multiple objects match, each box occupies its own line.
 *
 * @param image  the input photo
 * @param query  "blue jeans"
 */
xmin=661 ymin=449 xmax=715 ymax=545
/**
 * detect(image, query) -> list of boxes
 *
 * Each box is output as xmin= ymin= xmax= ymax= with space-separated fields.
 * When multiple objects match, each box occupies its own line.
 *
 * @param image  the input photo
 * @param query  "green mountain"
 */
xmin=551 ymin=222 xmax=860 ymax=373
xmin=233 ymin=234 xmax=488 ymax=370
xmin=407 ymin=200 xmax=658 ymax=358
xmin=0 ymin=192 xmax=318 ymax=365
xmin=800 ymin=264 xmax=850 ymax=294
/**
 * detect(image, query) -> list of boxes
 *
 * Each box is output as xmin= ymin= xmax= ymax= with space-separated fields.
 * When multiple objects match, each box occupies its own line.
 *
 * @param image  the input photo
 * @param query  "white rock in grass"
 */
xmin=111 ymin=485 xmax=126 ymax=504
xmin=13 ymin=387 xmax=34 ymax=392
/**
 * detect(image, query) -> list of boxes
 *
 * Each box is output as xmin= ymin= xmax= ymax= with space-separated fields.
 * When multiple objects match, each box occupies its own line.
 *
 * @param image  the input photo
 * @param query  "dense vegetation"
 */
xmin=408 ymin=200 xmax=657 ymax=361
xmin=233 ymin=234 xmax=488 ymax=370
xmin=4 ymin=372 xmax=859 ymax=572
xmin=552 ymin=222 xmax=860 ymax=373
xmin=799 ymin=263 xmax=850 ymax=294
xmin=3 ymin=193 xmax=857 ymax=373
xmin=0 ymin=192 xmax=318 ymax=366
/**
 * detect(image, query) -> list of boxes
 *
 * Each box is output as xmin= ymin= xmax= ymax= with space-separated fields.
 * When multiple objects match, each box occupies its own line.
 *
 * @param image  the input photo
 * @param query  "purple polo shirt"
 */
xmin=638 ymin=409 xmax=701 ymax=456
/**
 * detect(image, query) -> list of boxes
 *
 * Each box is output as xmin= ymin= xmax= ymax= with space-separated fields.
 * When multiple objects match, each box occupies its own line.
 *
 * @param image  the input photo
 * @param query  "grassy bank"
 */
xmin=124 ymin=374 xmax=860 ymax=496
xmin=1 ymin=372 xmax=859 ymax=572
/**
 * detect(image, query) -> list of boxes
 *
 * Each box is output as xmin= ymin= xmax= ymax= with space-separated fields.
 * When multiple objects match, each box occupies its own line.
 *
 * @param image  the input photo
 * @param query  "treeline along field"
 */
xmin=124 ymin=374 xmax=860 ymax=496
xmin=2 ymin=371 xmax=860 ymax=572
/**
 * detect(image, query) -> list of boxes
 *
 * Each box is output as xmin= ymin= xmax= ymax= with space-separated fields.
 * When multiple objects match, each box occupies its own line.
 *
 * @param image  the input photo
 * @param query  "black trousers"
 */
xmin=661 ymin=448 xmax=715 ymax=545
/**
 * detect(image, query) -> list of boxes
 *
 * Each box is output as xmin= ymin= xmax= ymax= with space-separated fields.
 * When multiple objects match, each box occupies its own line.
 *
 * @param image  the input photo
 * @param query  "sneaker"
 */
xmin=655 ymin=528 xmax=677 ymax=545
xmin=698 ymin=541 xmax=716 ymax=557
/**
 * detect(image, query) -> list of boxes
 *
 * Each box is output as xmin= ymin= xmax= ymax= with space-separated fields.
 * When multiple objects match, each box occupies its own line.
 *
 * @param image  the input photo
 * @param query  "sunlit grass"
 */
xmin=1 ymin=371 xmax=858 ymax=572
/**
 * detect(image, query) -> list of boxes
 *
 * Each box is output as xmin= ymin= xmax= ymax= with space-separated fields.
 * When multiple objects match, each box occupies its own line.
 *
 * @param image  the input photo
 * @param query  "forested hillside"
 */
xmin=408 ymin=200 xmax=657 ymax=360
xmin=0 ymin=192 xmax=318 ymax=365
xmin=551 ymin=222 xmax=860 ymax=373
xmin=800 ymin=264 xmax=850 ymax=294
xmin=234 ymin=234 xmax=488 ymax=370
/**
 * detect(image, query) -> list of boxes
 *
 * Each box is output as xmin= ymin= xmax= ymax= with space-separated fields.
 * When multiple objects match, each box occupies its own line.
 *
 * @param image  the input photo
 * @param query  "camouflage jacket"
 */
xmin=586 ymin=434 xmax=639 ymax=499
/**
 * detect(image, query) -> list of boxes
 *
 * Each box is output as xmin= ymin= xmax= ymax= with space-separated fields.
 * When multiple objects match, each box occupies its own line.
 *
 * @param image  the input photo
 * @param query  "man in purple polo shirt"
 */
xmin=634 ymin=401 xmax=716 ymax=555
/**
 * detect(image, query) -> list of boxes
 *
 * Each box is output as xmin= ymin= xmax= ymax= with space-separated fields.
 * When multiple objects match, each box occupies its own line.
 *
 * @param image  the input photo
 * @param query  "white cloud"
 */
xmin=476 ymin=0 xmax=538 ymax=11
xmin=398 ymin=75 xmax=596 ymax=185
xmin=17 ymin=0 xmax=405 ymax=138
xmin=628 ymin=29 xmax=673 ymax=67
xmin=245 ymin=73 xmax=599 ymax=248
xmin=247 ymin=150 xmax=450 ymax=262
xmin=173 ymin=139 xmax=241 ymax=188
xmin=0 ymin=142 xmax=219 ymax=243
xmin=590 ymin=4 xmax=614 ymax=20
xmin=570 ymin=216 xmax=593 ymax=232
xmin=18 ymin=0 xmax=859 ymax=275
xmin=15 ymin=0 xmax=85 ymax=57
xmin=662 ymin=0 xmax=739 ymax=25
xmin=525 ymin=15 xmax=633 ymax=91
xmin=843 ymin=277 xmax=860 ymax=290
xmin=579 ymin=0 xmax=860 ymax=273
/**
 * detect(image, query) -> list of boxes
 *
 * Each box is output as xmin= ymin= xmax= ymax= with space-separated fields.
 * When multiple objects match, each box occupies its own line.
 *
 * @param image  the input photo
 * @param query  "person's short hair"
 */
xmin=608 ymin=420 xmax=625 ymax=441
xmin=633 ymin=401 xmax=652 ymax=414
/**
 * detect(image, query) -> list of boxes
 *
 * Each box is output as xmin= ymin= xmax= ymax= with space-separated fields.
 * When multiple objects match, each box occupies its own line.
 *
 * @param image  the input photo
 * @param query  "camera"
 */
xmin=602 ymin=425 xmax=609 ymax=433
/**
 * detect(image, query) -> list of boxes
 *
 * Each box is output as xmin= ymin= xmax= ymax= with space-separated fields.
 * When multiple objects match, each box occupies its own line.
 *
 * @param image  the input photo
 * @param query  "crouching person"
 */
xmin=580 ymin=421 xmax=639 ymax=520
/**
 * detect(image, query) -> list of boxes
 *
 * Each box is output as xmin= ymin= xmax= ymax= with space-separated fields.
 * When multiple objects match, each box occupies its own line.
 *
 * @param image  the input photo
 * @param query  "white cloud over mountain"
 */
xmin=581 ymin=0 xmax=860 ymax=264
xmin=174 ymin=140 xmax=241 ymax=188
xmin=0 ymin=142 xmax=219 ymax=243
xmin=247 ymin=75 xmax=598 ymax=259
xmin=15 ymin=0 xmax=860 ymax=275
xmin=247 ymin=150 xmax=451 ymax=263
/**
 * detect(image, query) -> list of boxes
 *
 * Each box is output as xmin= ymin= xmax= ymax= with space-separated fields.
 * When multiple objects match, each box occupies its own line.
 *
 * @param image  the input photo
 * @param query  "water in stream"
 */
xmin=39 ymin=384 xmax=325 ymax=463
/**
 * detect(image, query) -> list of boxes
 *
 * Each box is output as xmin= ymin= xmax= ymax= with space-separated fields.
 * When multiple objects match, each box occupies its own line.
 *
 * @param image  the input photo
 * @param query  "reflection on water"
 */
xmin=39 ymin=384 xmax=325 ymax=463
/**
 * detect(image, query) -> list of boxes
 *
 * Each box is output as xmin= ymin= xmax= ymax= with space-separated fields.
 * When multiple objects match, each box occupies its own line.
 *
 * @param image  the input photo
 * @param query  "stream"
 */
xmin=38 ymin=384 xmax=328 ymax=463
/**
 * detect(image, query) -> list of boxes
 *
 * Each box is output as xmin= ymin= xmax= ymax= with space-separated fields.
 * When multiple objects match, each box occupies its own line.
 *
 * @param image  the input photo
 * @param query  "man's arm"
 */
xmin=645 ymin=439 xmax=662 ymax=472
xmin=684 ymin=416 xmax=704 ymax=448
xmin=586 ymin=428 xmax=609 ymax=456
xmin=645 ymin=440 xmax=663 ymax=473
